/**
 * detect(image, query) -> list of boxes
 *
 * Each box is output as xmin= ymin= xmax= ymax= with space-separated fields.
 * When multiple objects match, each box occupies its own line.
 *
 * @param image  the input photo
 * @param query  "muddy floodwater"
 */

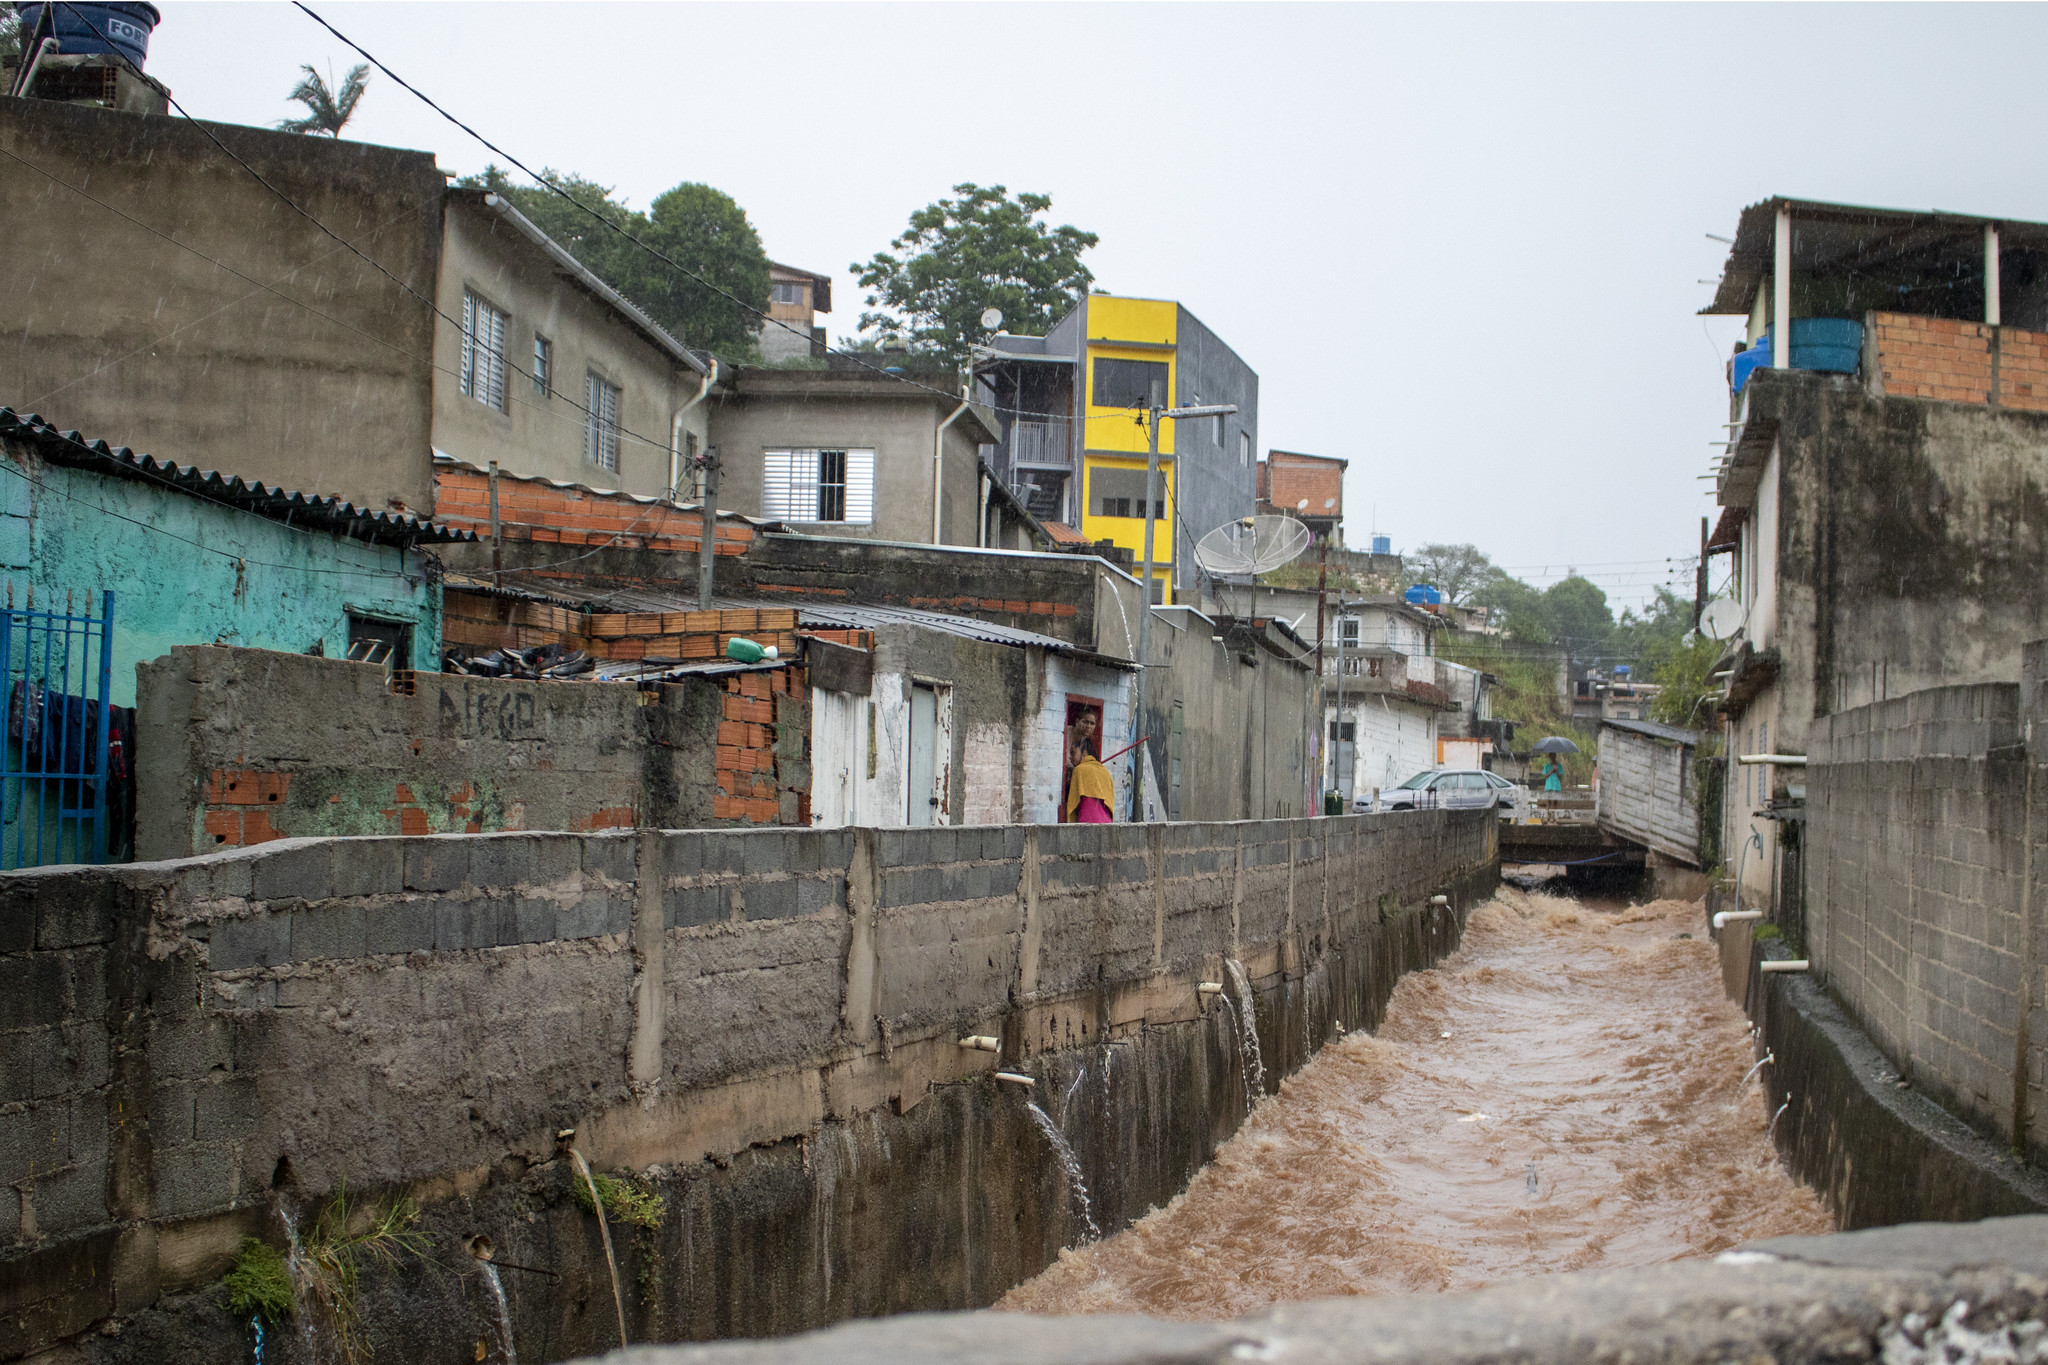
xmin=1000 ymin=888 xmax=1832 ymax=1319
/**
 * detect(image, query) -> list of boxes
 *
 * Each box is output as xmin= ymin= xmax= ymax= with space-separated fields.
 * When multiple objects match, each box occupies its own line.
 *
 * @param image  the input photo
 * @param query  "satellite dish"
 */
xmin=980 ymin=307 xmax=1003 ymax=330
xmin=1194 ymin=514 xmax=1313 ymax=577
xmin=1699 ymin=597 xmax=1748 ymax=641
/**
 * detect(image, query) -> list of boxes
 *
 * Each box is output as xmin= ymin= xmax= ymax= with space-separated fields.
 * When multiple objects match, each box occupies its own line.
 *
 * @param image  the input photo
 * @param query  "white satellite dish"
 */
xmin=1699 ymin=597 xmax=1748 ymax=641
xmin=1194 ymin=514 xmax=1314 ymax=577
xmin=980 ymin=307 xmax=1003 ymax=330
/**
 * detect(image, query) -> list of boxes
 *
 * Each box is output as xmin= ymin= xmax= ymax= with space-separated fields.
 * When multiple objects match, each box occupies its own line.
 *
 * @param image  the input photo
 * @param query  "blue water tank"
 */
xmin=15 ymin=3 xmax=160 ymax=67
xmin=1735 ymin=319 xmax=1865 ymax=392
xmin=1403 ymin=584 xmax=1442 ymax=606
xmin=1371 ymin=534 xmax=1391 ymax=556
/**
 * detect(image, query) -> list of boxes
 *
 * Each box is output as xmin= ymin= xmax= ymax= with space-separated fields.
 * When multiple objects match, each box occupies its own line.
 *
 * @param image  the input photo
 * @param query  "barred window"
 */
xmin=460 ymin=290 xmax=509 ymax=412
xmin=585 ymin=374 xmax=621 ymax=472
xmin=532 ymin=335 xmax=552 ymax=398
xmin=762 ymin=449 xmax=874 ymax=523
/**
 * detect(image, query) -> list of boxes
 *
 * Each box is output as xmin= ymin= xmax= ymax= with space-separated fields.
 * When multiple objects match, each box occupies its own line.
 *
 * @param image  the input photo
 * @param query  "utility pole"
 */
xmin=697 ymin=445 xmax=721 ymax=610
xmin=1315 ymin=538 xmax=1328 ymax=812
xmin=1131 ymin=389 xmax=1237 ymax=822
xmin=1334 ymin=593 xmax=1347 ymax=809
xmin=1133 ymin=385 xmax=1164 ymax=823
xmin=1695 ymin=515 xmax=1709 ymax=631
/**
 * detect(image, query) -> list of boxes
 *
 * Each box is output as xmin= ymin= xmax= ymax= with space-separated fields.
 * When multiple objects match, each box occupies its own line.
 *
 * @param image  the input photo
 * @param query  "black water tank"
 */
xmin=15 ymin=3 xmax=161 ymax=69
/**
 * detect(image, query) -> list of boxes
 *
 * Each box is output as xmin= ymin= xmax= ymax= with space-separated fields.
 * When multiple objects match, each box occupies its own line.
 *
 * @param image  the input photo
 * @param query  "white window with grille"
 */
xmin=585 ymin=374 xmax=622 ymax=472
xmin=460 ymin=289 xmax=509 ymax=412
xmin=762 ymin=448 xmax=874 ymax=524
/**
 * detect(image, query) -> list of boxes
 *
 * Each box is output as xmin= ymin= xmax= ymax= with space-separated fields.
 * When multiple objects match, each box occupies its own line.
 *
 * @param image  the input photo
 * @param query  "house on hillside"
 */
xmin=1700 ymin=195 xmax=2048 ymax=912
xmin=1257 ymin=449 xmax=1346 ymax=544
xmin=0 ymin=95 xmax=718 ymax=513
xmin=437 ymin=189 xmax=716 ymax=501
xmin=706 ymin=354 xmax=1048 ymax=550
xmin=0 ymin=408 xmax=469 ymax=865
xmin=757 ymin=261 xmax=832 ymax=363
xmin=975 ymin=296 xmax=1259 ymax=601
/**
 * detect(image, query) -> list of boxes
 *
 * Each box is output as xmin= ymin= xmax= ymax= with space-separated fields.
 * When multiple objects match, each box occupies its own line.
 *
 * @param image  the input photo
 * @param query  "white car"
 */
xmin=1359 ymin=768 xmax=1525 ymax=820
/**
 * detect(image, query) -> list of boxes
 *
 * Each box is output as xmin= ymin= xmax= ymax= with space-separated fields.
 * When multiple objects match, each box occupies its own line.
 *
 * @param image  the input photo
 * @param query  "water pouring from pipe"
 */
xmin=1025 ymin=1100 xmax=1101 ymax=1242
xmin=1224 ymin=959 xmax=1267 ymax=1107
xmin=559 ymin=1131 xmax=629 ymax=1349
xmin=469 ymin=1236 xmax=518 ymax=1365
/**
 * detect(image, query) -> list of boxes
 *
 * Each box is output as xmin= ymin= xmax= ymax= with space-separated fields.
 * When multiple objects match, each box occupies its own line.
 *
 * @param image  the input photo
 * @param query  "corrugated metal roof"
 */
xmin=592 ymin=658 xmax=790 ymax=684
xmin=450 ymin=574 xmax=1137 ymax=670
xmin=1602 ymin=717 xmax=1700 ymax=746
xmin=2 ymin=408 xmax=474 ymax=546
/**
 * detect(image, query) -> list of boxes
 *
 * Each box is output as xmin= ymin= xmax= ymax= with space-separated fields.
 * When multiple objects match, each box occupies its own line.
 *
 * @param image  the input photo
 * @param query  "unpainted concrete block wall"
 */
xmin=1807 ymin=681 xmax=2040 ymax=1157
xmin=135 ymin=646 xmax=809 ymax=861
xmin=0 ymin=810 xmax=1494 ymax=1358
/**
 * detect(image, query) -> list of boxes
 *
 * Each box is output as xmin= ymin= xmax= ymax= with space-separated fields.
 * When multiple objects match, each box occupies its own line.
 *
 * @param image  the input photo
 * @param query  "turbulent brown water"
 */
xmin=999 ymin=887 xmax=1831 ymax=1319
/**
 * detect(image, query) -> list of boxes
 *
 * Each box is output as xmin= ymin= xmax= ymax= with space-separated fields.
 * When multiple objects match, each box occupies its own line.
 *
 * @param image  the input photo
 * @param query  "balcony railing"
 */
xmin=1009 ymin=418 xmax=1072 ymax=468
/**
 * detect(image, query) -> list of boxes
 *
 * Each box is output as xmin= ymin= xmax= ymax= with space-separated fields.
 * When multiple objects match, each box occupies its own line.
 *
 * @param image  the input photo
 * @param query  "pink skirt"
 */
xmin=1075 ymin=796 xmax=1113 ymax=823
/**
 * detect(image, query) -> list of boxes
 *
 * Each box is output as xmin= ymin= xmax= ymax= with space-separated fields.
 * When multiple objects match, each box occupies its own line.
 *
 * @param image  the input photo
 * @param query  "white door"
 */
xmin=908 ymin=685 xmax=939 ymax=826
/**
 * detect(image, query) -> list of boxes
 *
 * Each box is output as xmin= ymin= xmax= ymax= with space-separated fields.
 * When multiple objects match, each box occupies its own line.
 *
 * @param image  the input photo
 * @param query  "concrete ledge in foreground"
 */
xmin=580 ymin=1215 xmax=2048 ymax=1365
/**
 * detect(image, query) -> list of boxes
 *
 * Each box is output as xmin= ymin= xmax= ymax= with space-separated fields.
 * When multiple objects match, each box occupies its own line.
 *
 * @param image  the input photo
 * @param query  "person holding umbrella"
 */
xmin=1532 ymin=735 xmax=1580 ymax=792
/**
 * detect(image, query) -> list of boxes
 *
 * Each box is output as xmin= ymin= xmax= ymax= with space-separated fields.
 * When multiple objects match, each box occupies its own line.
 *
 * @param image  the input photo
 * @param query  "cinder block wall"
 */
xmin=0 ymin=811 xmax=1494 ymax=1359
xmin=134 ymin=646 xmax=805 ymax=859
xmin=1806 ymin=681 xmax=2038 ymax=1156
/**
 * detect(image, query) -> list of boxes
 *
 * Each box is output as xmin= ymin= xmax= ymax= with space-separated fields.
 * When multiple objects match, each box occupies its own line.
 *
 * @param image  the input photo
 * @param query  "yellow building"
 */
xmin=979 ymin=295 xmax=1259 ymax=606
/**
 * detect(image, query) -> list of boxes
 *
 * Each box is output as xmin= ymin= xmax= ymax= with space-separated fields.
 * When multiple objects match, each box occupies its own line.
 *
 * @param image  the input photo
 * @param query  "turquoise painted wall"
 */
xmin=0 ymin=455 xmax=440 ymax=708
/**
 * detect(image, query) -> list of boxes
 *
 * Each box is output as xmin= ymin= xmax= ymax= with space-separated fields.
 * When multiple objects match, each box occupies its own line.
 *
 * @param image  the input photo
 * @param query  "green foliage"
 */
xmin=223 ymin=1238 xmax=295 ymax=1324
xmin=1475 ymin=574 xmax=1552 ymax=644
xmin=278 ymin=63 xmax=370 ymax=137
xmin=1542 ymin=576 xmax=1614 ymax=664
xmin=1405 ymin=543 xmax=1498 ymax=607
xmin=575 ymin=1170 xmax=666 ymax=1229
xmin=1753 ymin=922 xmax=1783 ymax=942
xmin=1438 ymin=638 xmax=1597 ymax=786
xmin=296 ymin=1187 xmax=433 ymax=1364
xmin=854 ymin=183 xmax=1098 ymax=366
xmin=0 ymin=9 xmax=21 ymax=63
xmin=1647 ymin=633 xmax=1725 ymax=729
xmin=458 ymin=168 xmax=771 ymax=363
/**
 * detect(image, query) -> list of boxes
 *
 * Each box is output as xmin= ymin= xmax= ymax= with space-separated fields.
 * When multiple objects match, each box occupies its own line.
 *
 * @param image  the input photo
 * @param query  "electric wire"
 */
xmin=286 ymin=0 xmax=1142 ymax=431
xmin=45 ymin=4 xmax=689 ymax=468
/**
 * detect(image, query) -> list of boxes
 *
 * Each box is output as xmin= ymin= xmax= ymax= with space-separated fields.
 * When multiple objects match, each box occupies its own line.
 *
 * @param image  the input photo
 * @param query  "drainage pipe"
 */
xmin=1760 ymin=960 xmax=1810 ymax=973
xmin=958 ymin=1035 xmax=1000 ymax=1052
xmin=994 ymin=1072 xmax=1036 ymax=1087
xmin=1713 ymin=909 xmax=1764 ymax=930
xmin=934 ymin=399 xmax=970 ymax=544
xmin=668 ymin=359 xmax=718 ymax=500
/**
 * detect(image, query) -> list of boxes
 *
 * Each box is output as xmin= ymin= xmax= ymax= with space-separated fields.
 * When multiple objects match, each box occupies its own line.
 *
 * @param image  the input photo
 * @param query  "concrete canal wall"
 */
xmin=568 ymin=1215 xmax=2048 ymax=1365
xmin=0 ymin=810 xmax=1496 ymax=1361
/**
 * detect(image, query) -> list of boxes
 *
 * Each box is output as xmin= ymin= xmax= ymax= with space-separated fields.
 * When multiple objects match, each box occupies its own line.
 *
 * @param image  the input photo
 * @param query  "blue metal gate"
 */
xmin=1 ymin=591 xmax=116 ymax=868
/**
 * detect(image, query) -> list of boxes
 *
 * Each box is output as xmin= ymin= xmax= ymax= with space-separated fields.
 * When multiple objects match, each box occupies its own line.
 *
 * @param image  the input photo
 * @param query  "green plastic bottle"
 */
xmin=725 ymin=637 xmax=767 ymax=663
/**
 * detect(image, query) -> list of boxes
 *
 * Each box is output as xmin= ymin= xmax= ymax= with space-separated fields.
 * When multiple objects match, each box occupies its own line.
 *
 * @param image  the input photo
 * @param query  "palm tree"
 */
xmin=277 ymin=63 xmax=370 ymax=136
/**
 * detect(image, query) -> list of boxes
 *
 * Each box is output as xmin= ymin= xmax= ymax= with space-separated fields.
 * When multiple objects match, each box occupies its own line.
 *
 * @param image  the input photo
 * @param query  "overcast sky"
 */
xmin=143 ymin=3 xmax=2048 ymax=612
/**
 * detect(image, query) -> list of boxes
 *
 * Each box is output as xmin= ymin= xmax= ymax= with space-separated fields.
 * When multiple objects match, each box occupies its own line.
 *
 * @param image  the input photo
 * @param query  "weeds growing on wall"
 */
xmin=223 ymin=1238 xmax=296 ymax=1324
xmin=298 ymin=1187 xmax=434 ymax=1363
xmin=575 ymin=1170 xmax=667 ymax=1229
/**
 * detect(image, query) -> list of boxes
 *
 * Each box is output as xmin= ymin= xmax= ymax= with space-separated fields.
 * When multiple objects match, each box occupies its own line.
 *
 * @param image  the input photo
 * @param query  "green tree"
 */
xmin=1474 ymin=572 xmax=1552 ymax=643
xmin=456 ymin=169 xmax=770 ymax=363
xmin=1647 ymin=634 xmax=1725 ymax=730
xmin=622 ymin=183 xmax=771 ymax=362
xmin=854 ymin=184 xmax=1098 ymax=366
xmin=1542 ymin=576 xmax=1613 ymax=665
xmin=278 ymin=63 xmax=370 ymax=137
xmin=1407 ymin=543 xmax=1498 ymax=606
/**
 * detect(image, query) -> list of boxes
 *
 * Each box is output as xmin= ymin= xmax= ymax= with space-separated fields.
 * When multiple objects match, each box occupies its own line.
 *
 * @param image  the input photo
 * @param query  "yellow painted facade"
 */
xmin=1079 ymin=297 xmax=1182 ymax=599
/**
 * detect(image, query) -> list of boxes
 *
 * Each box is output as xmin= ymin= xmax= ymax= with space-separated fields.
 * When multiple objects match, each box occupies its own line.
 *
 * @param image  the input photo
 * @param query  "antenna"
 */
xmin=1195 ymin=514 xmax=1313 ymax=619
xmin=1699 ymin=597 xmax=1748 ymax=641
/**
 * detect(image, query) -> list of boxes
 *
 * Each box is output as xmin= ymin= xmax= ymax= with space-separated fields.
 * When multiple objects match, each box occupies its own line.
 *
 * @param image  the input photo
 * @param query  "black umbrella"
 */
xmin=1531 ymin=735 xmax=1581 ymax=755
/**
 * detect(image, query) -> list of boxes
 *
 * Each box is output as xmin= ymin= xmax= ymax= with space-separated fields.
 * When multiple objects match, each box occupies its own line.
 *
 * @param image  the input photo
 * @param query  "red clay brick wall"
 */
xmin=1870 ymin=312 xmax=2048 ymax=411
xmin=435 ymin=465 xmax=756 ymax=557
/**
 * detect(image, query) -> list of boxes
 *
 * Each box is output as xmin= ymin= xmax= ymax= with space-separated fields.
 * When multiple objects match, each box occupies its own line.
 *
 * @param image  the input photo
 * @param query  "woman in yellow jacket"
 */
xmin=1064 ymin=711 xmax=1116 ymax=823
